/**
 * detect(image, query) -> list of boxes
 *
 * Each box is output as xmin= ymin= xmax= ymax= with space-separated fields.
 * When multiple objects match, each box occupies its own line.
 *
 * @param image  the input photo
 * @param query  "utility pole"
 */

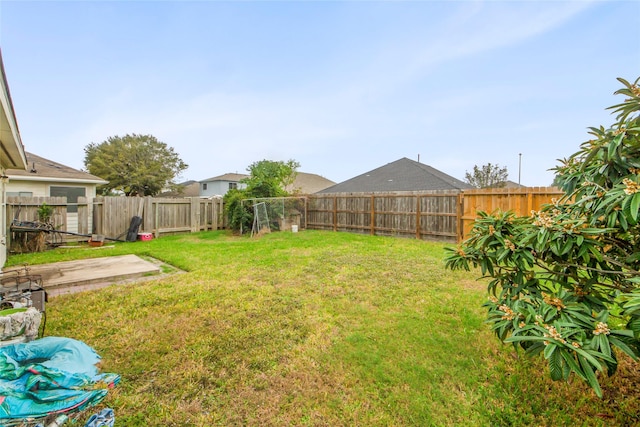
xmin=518 ymin=153 xmax=522 ymax=186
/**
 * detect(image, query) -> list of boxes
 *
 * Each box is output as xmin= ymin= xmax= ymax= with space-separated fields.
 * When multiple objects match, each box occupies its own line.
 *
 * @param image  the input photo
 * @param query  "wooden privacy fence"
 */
xmin=5 ymin=196 xmax=223 ymax=248
xmin=7 ymin=196 xmax=70 ymax=232
xmin=93 ymin=196 xmax=223 ymax=240
xmin=7 ymin=196 xmax=96 ymax=235
xmin=459 ymin=187 xmax=564 ymax=240
xmin=306 ymin=191 xmax=461 ymax=242
xmin=5 ymin=188 xmax=563 ymax=248
xmin=306 ymin=187 xmax=564 ymax=243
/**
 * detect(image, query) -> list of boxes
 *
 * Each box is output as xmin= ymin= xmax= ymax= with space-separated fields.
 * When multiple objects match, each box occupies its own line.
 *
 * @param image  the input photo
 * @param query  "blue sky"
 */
xmin=1 ymin=1 xmax=638 ymax=187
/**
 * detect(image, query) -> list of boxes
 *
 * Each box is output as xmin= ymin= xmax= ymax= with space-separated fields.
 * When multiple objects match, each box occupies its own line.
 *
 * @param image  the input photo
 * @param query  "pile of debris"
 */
xmin=0 ymin=268 xmax=119 ymax=426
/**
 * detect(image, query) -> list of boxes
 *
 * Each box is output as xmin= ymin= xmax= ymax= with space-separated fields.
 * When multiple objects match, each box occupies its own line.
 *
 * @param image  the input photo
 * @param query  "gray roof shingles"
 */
xmin=199 ymin=173 xmax=249 ymax=183
xmin=7 ymin=152 xmax=107 ymax=183
xmin=318 ymin=157 xmax=473 ymax=193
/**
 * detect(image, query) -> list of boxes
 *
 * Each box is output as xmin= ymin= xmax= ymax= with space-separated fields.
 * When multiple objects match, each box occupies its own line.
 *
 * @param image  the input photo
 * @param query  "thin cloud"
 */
xmin=344 ymin=1 xmax=596 ymax=97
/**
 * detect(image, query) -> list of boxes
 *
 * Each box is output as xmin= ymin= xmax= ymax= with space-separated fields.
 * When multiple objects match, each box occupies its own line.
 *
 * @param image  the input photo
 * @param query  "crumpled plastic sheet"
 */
xmin=0 ymin=337 xmax=119 ymax=426
xmin=84 ymin=408 xmax=114 ymax=427
xmin=0 ymin=308 xmax=42 ymax=341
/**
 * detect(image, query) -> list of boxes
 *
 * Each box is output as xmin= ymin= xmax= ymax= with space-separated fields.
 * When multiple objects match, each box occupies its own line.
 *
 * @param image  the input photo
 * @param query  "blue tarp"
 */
xmin=0 ymin=337 xmax=119 ymax=425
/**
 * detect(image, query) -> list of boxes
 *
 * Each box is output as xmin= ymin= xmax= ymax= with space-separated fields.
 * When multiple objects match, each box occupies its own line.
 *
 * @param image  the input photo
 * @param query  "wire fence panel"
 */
xmin=240 ymin=197 xmax=307 ymax=235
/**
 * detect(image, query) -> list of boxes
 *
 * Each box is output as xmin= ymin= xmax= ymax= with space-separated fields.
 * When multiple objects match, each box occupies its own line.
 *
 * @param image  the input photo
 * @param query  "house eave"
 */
xmin=6 ymin=175 xmax=108 ymax=185
xmin=0 ymin=49 xmax=27 ymax=170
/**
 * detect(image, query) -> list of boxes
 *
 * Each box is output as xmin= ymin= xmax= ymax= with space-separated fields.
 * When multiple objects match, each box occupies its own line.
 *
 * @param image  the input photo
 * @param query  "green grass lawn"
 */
xmin=6 ymin=231 xmax=640 ymax=426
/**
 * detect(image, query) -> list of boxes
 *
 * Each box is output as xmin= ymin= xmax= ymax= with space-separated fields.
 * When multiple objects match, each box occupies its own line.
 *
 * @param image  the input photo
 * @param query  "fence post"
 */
xmin=5 ymin=203 xmax=13 ymax=250
xmin=92 ymin=197 xmax=102 ymax=236
xmin=214 ymin=198 xmax=220 ymax=230
xmin=415 ymin=195 xmax=421 ymax=239
xmin=458 ymin=192 xmax=464 ymax=243
xmin=370 ymin=195 xmax=375 ymax=235
xmin=190 ymin=197 xmax=200 ymax=233
xmin=333 ymin=196 xmax=337 ymax=232
xmin=99 ymin=197 xmax=110 ymax=239
xmin=304 ymin=197 xmax=308 ymax=231
xmin=143 ymin=197 xmax=154 ymax=233
xmin=154 ymin=200 xmax=160 ymax=238
xmin=203 ymin=199 xmax=209 ymax=231
xmin=78 ymin=197 xmax=89 ymax=235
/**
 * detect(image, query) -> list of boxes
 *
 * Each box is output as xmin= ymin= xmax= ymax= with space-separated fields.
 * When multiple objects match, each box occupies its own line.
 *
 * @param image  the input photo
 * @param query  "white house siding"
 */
xmin=6 ymin=180 xmax=98 ymax=234
xmin=200 ymin=180 xmax=246 ymax=197
xmin=5 ymin=180 xmax=46 ymax=197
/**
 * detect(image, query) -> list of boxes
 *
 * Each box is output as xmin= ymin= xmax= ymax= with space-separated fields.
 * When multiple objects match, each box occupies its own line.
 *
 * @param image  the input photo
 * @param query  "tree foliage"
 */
xmin=446 ymin=77 xmax=640 ymax=397
xmin=465 ymin=163 xmax=509 ymax=188
xmin=244 ymin=159 xmax=300 ymax=198
xmin=84 ymin=134 xmax=188 ymax=196
xmin=224 ymin=159 xmax=300 ymax=232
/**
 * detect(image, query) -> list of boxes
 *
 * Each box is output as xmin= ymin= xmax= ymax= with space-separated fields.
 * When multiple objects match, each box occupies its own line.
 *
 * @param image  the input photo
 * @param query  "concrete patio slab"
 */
xmin=2 ymin=255 xmax=163 ymax=296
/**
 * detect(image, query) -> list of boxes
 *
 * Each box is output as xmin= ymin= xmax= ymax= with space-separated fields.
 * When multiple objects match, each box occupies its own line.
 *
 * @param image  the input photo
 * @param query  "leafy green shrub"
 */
xmin=223 ymin=188 xmax=252 ymax=233
xmin=446 ymin=77 xmax=640 ymax=397
xmin=37 ymin=202 xmax=53 ymax=222
xmin=224 ymin=159 xmax=300 ymax=233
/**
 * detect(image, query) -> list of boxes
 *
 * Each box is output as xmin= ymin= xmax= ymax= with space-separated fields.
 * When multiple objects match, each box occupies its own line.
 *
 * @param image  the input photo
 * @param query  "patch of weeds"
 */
xmin=160 ymin=264 xmax=176 ymax=274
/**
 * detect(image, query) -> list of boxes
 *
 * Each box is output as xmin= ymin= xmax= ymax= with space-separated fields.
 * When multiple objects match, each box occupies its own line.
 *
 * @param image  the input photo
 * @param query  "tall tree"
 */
xmin=243 ymin=159 xmax=300 ymax=198
xmin=84 ymin=134 xmax=188 ymax=196
xmin=464 ymin=163 xmax=509 ymax=188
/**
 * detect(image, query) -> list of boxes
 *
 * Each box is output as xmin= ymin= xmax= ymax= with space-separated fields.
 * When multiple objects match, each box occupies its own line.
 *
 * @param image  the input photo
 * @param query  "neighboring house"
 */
xmin=286 ymin=172 xmax=335 ymax=195
xmin=318 ymin=157 xmax=473 ymax=194
xmin=1 ymin=50 xmax=28 ymax=267
xmin=199 ymin=171 xmax=335 ymax=197
xmin=503 ymin=180 xmax=527 ymax=189
xmin=5 ymin=152 xmax=108 ymax=234
xmin=464 ymin=180 xmax=527 ymax=190
xmin=157 ymin=180 xmax=201 ymax=198
xmin=199 ymin=173 xmax=248 ymax=197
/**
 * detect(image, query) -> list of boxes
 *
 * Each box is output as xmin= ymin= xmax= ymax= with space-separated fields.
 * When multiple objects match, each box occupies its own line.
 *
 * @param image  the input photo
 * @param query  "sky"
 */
xmin=1 ymin=1 xmax=639 ymax=187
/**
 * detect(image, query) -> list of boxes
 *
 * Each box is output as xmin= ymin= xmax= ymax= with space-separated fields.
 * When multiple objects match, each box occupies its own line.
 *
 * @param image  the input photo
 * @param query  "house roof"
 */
xmin=199 ymin=171 xmax=334 ymax=194
xmin=157 ymin=180 xmax=201 ymax=198
xmin=199 ymin=173 xmax=249 ymax=183
xmin=0 ymin=49 xmax=27 ymax=170
xmin=503 ymin=180 xmax=527 ymax=189
xmin=6 ymin=152 xmax=108 ymax=185
xmin=287 ymin=172 xmax=335 ymax=194
xmin=317 ymin=157 xmax=473 ymax=194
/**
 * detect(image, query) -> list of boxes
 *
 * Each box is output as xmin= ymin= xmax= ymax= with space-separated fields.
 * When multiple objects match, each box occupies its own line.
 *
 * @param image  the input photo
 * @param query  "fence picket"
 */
xmin=305 ymin=188 xmax=562 ymax=242
xmin=4 ymin=188 xmax=562 ymax=250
